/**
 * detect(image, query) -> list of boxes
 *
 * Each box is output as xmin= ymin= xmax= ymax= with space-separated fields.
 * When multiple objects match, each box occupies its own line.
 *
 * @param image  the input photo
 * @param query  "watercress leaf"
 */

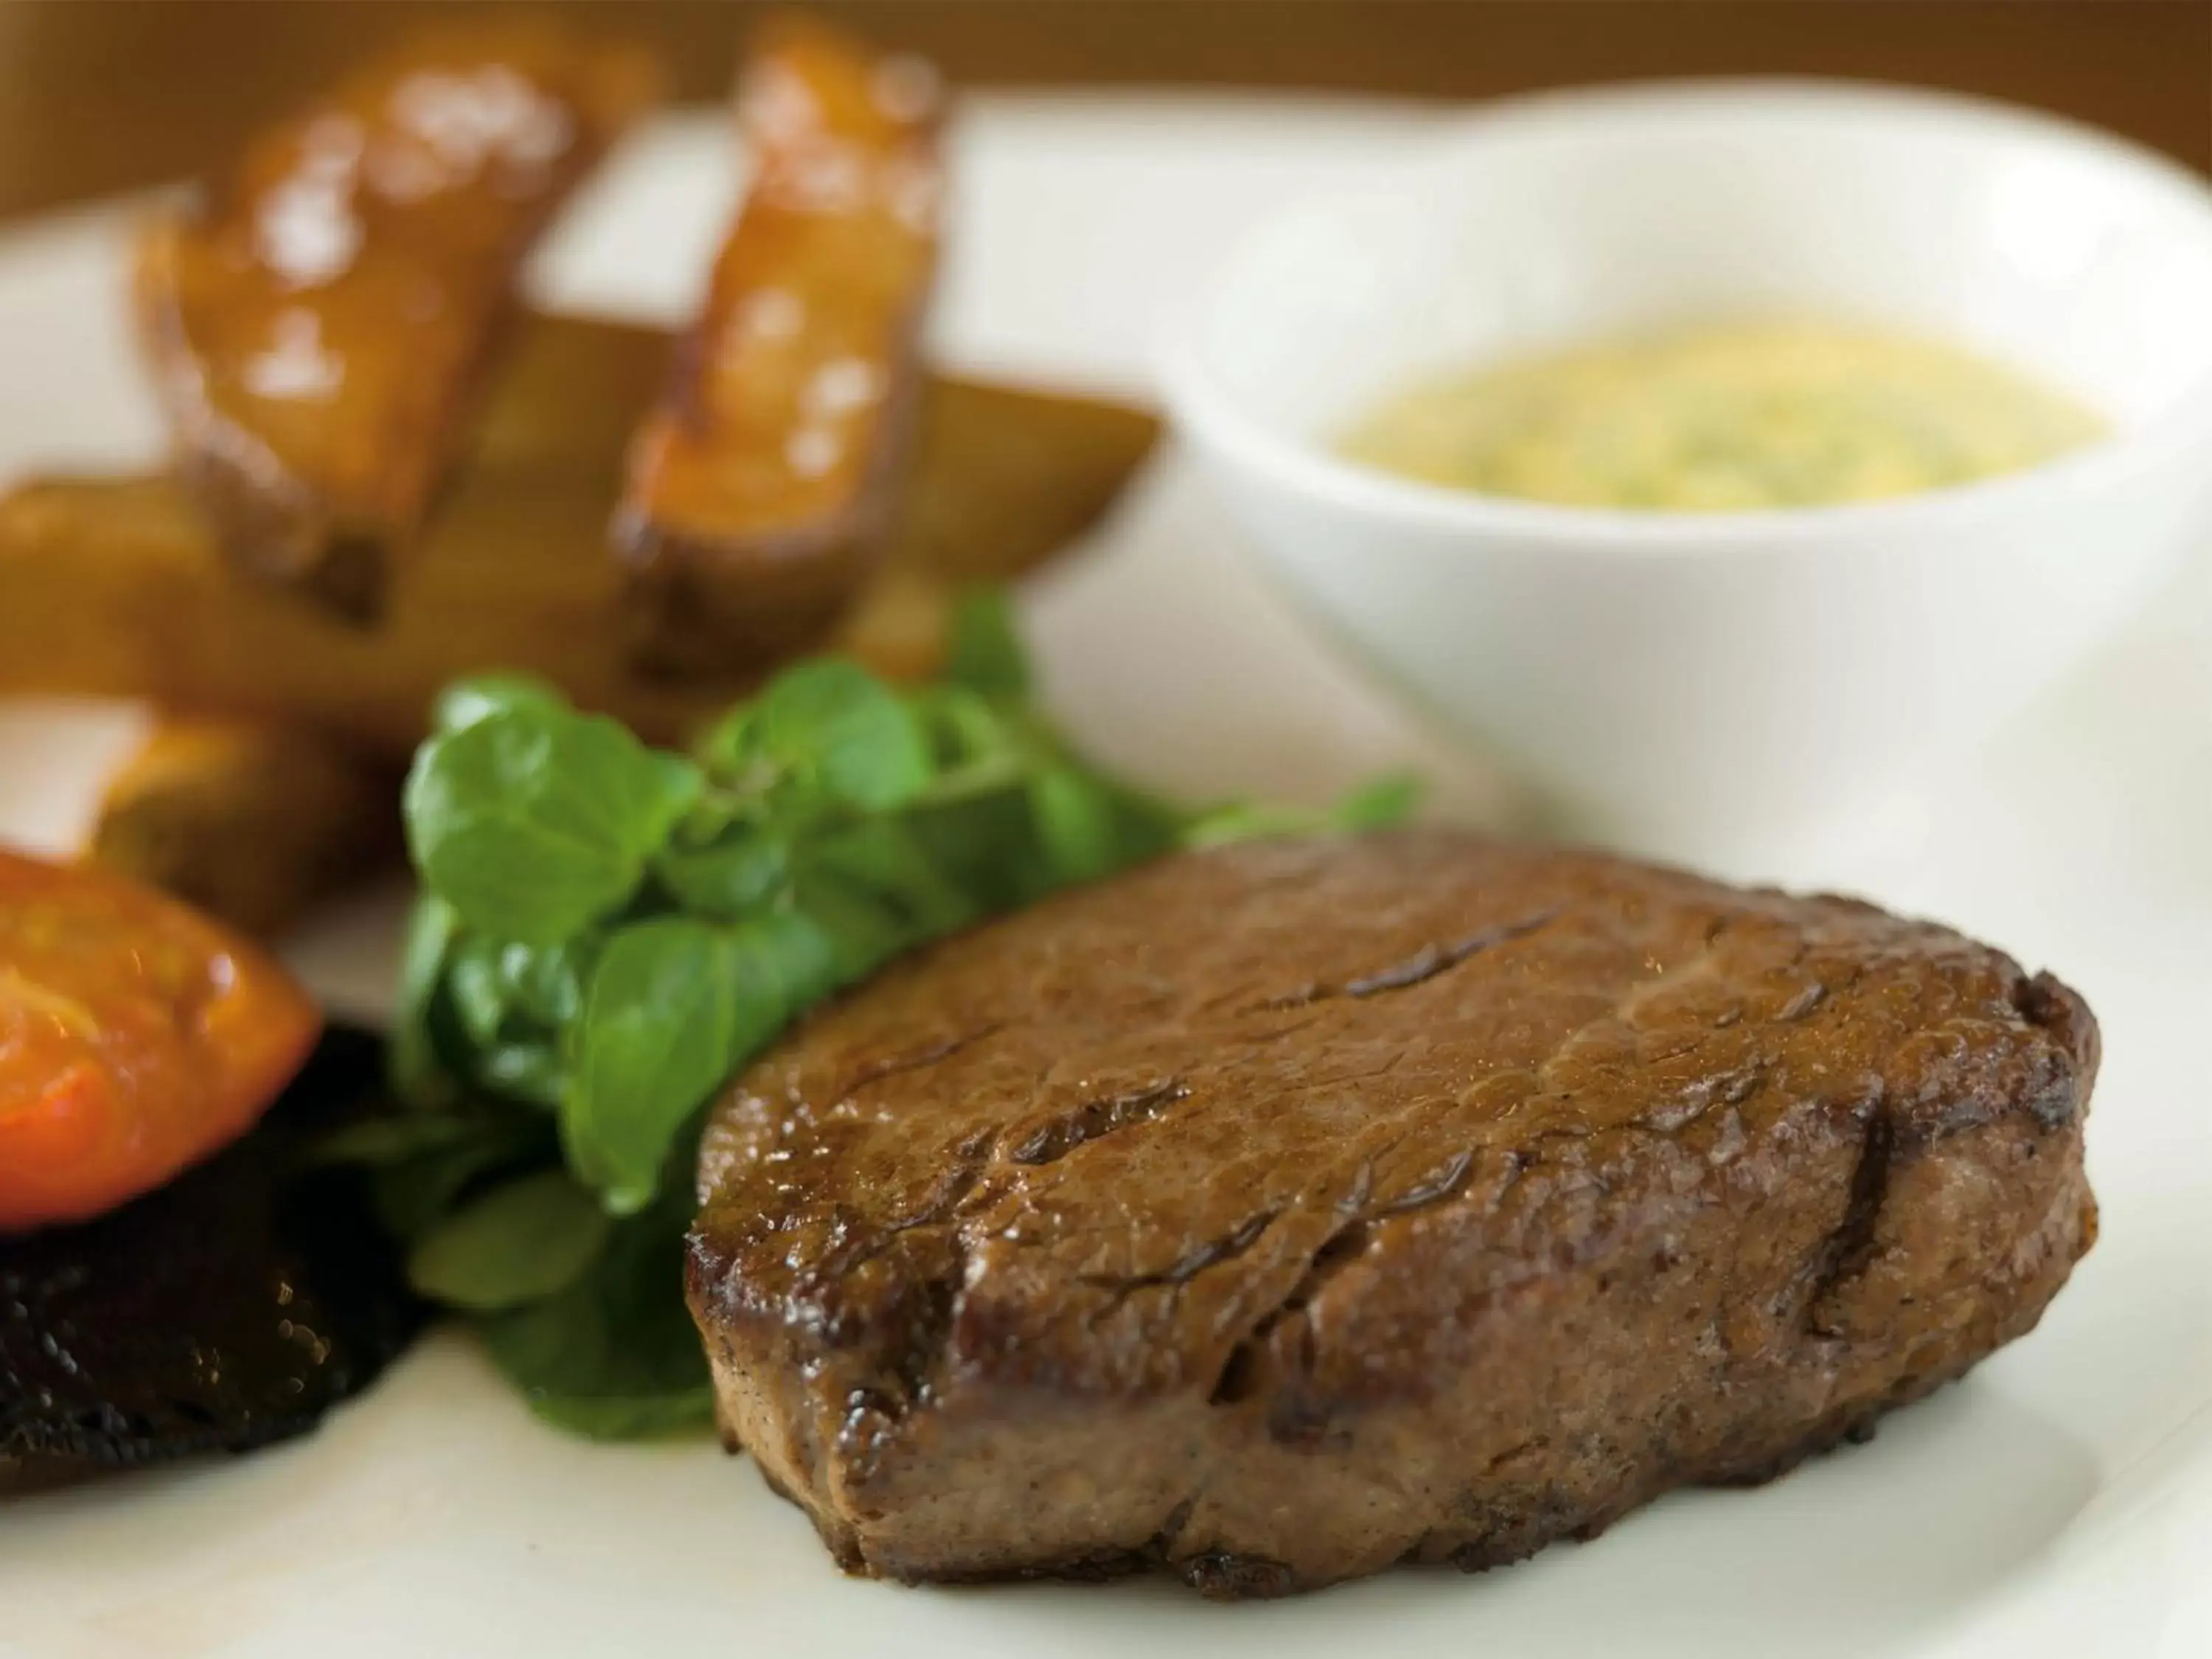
xmin=669 ymin=790 xmax=742 ymax=856
xmin=515 ymin=1373 xmax=717 ymax=1441
xmin=565 ymin=919 xmax=784 ymax=1214
xmin=917 ymin=685 xmax=1021 ymax=769
xmin=366 ymin=1113 xmax=557 ymax=1242
xmin=757 ymin=765 xmax=835 ymax=838
xmin=911 ymin=751 xmax=1032 ymax=815
xmin=513 ymin=1380 xmax=712 ymax=1451
xmin=407 ymin=1169 xmax=611 ymax=1312
xmin=497 ymin=938 xmax=595 ymax=1029
xmin=944 ymin=588 xmax=1030 ymax=700
xmin=373 ymin=1157 xmax=481 ymax=1245
xmin=391 ymin=894 xmax=463 ymax=1109
xmin=1095 ymin=773 xmax=1190 ymax=863
xmin=1329 ymin=771 xmax=1424 ymax=832
xmin=804 ymin=818 xmax=978 ymax=936
xmin=447 ymin=936 xmax=515 ymax=1051
xmin=722 ymin=916 xmax=819 ymax=1043
xmin=432 ymin=673 xmax=568 ymax=736
xmin=437 ymin=939 xmax=584 ymax=1105
xmin=477 ymin=1042 xmax=566 ymax=1110
xmin=1027 ymin=763 xmax=1126 ymax=884
xmin=742 ymin=905 xmax=844 ymax=1012
xmin=407 ymin=812 xmax=622 ymax=945
xmin=907 ymin=790 xmax=1053 ymax=911
xmin=1179 ymin=799 xmax=1318 ymax=849
xmin=477 ymin=1190 xmax=715 ymax=1440
xmin=693 ymin=702 xmax=761 ymax=782
xmin=757 ymin=657 xmax=933 ymax=811
xmin=791 ymin=871 xmax=914 ymax=987
xmin=406 ymin=706 xmax=703 ymax=942
xmin=655 ymin=827 xmax=790 ymax=919
xmin=313 ymin=1110 xmax=481 ymax=1166
xmin=1178 ymin=773 xmax=1419 ymax=849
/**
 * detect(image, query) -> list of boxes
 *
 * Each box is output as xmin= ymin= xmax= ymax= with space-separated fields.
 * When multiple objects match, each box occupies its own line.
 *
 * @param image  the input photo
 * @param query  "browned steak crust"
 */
xmin=687 ymin=832 xmax=2098 ymax=1597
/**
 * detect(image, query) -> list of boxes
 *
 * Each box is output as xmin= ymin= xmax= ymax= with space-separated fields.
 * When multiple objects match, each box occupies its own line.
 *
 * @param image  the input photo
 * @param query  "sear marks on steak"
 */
xmin=687 ymin=832 xmax=2098 ymax=1598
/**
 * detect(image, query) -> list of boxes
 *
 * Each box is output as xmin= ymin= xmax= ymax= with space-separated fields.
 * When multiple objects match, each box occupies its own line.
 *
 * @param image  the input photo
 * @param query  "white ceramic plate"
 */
xmin=2 ymin=99 xmax=2210 ymax=1659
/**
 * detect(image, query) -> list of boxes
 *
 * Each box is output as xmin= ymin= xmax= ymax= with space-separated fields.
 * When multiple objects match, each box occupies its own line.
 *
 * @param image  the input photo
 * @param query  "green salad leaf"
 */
xmin=655 ymin=828 xmax=789 ymax=919
xmin=479 ymin=1185 xmax=717 ymax=1439
xmin=403 ymin=706 xmax=702 ymax=943
xmin=943 ymin=588 xmax=1030 ymax=698
xmin=757 ymin=656 xmax=936 ymax=812
xmin=565 ymin=919 xmax=784 ymax=1214
xmin=430 ymin=672 xmax=568 ymax=736
xmin=389 ymin=894 xmax=463 ymax=1110
xmin=408 ymin=1169 xmax=611 ymax=1312
xmin=363 ymin=588 xmax=1419 ymax=1439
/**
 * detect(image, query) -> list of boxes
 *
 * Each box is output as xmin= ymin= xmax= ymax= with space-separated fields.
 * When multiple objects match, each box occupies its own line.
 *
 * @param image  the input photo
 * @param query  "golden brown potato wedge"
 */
xmin=616 ymin=15 xmax=945 ymax=675
xmin=0 ymin=313 xmax=1158 ymax=758
xmin=845 ymin=376 xmax=1164 ymax=681
xmin=137 ymin=21 xmax=660 ymax=615
xmin=896 ymin=375 xmax=1162 ymax=584
xmin=86 ymin=717 xmax=400 ymax=939
xmin=0 ymin=315 xmax=709 ymax=758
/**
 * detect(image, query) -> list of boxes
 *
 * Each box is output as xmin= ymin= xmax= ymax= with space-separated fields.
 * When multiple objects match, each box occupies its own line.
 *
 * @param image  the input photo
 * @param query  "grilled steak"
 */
xmin=688 ymin=832 xmax=2097 ymax=1596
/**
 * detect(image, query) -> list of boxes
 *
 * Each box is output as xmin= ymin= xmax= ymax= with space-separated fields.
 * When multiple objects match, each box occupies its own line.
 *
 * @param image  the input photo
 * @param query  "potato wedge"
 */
xmin=616 ymin=15 xmax=945 ymax=675
xmin=1 ymin=314 xmax=706 ymax=757
xmin=136 ymin=21 xmax=659 ymax=616
xmin=896 ymin=375 xmax=1161 ymax=584
xmin=846 ymin=375 xmax=1163 ymax=681
xmin=86 ymin=717 xmax=400 ymax=939
xmin=0 ymin=314 xmax=1158 ymax=758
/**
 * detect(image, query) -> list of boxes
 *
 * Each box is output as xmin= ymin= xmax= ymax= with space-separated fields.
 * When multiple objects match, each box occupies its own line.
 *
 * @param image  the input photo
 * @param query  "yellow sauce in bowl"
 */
xmin=1338 ymin=320 xmax=2104 ymax=512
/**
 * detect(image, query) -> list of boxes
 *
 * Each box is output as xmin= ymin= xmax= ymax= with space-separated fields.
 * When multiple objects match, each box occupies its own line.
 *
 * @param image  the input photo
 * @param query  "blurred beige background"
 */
xmin=0 ymin=0 xmax=2202 ymax=223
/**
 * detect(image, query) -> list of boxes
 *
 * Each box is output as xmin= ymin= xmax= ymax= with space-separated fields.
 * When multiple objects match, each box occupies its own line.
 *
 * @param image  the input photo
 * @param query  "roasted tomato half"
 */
xmin=0 ymin=850 xmax=320 ymax=1231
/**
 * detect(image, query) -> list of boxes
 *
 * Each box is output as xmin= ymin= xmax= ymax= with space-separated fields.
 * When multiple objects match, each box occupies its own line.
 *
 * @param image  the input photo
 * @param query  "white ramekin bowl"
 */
xmin=1162 ymin=81 xmax=2212 ymax=870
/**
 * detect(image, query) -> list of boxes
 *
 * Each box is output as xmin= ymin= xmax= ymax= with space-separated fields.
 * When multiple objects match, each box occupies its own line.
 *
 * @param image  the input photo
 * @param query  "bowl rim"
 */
xmin=1158 ymin=76 xmax=2212 ymax=554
